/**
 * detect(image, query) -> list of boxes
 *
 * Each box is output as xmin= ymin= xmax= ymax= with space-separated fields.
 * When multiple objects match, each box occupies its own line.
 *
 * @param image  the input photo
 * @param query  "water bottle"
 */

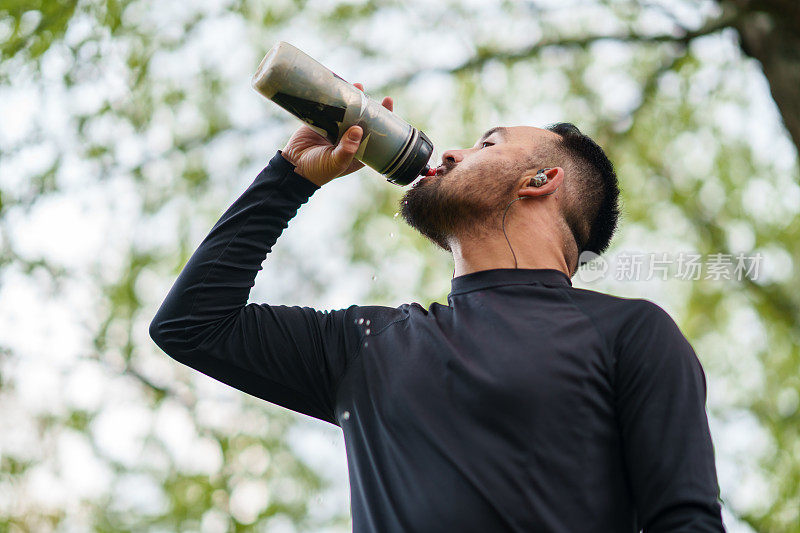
xmin=251 ymin=41 xmax=434 ymax=185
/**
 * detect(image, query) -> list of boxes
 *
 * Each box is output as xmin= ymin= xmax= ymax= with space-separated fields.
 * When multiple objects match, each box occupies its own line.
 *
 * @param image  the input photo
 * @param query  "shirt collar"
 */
xmin=449 ymin=268 xmax=572 ymax=297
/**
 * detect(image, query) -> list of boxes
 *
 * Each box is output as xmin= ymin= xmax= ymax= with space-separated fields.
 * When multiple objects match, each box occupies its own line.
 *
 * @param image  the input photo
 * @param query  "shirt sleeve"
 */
xmin=149 ymin=151 xmax=360 ymax=425
xmin=615 ymin=300 xmax=725 ymax=532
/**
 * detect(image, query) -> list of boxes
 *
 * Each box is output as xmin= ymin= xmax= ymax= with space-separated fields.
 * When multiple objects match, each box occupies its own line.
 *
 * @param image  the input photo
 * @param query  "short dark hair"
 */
xmin=545 ymin=122 xmax=620 ymax=260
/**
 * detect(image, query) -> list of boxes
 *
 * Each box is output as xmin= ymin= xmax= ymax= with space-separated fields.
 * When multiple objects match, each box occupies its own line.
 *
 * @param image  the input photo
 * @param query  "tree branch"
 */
xmin=602 ymin=49 xmax=800 ymax=336
xmin=378 ymin=11 xmax=740 ymax=93
xmin=624 ymin=145 xmax=800 ymax=336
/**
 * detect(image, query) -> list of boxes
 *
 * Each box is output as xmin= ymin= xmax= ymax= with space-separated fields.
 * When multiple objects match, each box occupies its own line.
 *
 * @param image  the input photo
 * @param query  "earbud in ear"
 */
xmin=529 ymin=168 xmax=551 ymax=188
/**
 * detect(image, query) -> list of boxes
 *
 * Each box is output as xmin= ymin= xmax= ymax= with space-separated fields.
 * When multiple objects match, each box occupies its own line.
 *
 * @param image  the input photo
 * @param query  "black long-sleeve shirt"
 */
xmin=149 ymin=152 xmax=725 ymax=532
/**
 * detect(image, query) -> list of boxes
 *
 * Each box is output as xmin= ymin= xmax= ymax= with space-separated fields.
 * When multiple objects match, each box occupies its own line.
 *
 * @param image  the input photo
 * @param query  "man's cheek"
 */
xmin=446 ymin=174 xmax=473 ymax=197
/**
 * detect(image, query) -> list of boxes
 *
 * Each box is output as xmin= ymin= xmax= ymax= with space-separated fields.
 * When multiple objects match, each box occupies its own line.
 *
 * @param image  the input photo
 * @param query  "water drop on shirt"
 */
xmin=365 ymin=328 xmax=371 ymax=335
xmin=358 ymin=318 xmax=364 ymax=324
xmin=393 ymin=212 xmax=399 ymax=218
xmin=390 ymin=232 xmax=395 ymax=238
xmin=363 ymin=341 xmax=369 ymax=348
xmin=343 ymin=411 xmax=350 ymax=420
xmin=371 ymin=275 xmax=377 ymax=281
xmin=365 ymin=320 xmax=370 ymax=326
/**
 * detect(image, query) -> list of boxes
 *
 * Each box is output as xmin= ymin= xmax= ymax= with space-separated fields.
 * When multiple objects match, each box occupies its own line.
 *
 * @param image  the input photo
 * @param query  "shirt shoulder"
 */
xmin=342 ymin=303 xmax=414 ymax=332
xmin=339 ymin=301 xmax=448 ymax=343
xmin=562 ymin=289 xmax=704 ymax=401
xmin=560 ymin=287 xmax=685 ymax=351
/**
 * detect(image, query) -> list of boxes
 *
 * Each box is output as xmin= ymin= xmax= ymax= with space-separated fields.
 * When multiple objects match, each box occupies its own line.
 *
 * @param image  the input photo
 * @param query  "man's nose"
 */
xmin=441 ymin=149 xmax=467 ymax=166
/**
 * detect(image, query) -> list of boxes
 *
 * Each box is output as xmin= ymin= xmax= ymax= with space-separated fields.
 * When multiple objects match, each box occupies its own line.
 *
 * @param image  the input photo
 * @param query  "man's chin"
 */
xmin=399 ymin=184 xmax=452 ymax=251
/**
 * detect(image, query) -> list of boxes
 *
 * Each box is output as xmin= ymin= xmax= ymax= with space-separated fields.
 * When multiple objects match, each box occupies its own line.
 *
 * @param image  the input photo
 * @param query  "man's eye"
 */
xmin=481 ymin=141 xmax=494 ymax=148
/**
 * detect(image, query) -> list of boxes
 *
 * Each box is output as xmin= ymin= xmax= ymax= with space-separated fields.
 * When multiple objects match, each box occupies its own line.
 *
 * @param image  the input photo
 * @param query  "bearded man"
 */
xmin=150 ymin=85 xmax=725 ymax=532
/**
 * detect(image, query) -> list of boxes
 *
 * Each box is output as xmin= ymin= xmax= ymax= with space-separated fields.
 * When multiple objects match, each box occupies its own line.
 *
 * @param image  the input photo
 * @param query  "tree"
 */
xmin=722 ymin=0 xmax=800 ymax=155
xmin=1 ymin=0 xmax=797 ymax=531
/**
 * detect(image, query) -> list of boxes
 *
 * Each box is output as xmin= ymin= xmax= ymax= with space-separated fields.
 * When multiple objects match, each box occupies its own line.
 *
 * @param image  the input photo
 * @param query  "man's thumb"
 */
xmin=331 ymin=126 xmax=362 ymax=167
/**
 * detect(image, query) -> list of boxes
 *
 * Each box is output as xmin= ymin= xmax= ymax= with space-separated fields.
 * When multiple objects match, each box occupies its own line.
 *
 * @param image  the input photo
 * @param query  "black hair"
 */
xmin=545 ymin=122 xmax=620 ymax=261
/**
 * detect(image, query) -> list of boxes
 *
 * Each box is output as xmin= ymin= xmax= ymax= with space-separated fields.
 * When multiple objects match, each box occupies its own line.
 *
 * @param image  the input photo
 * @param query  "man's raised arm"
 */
xmin=150 ymin=86 xmax=389 ymax=424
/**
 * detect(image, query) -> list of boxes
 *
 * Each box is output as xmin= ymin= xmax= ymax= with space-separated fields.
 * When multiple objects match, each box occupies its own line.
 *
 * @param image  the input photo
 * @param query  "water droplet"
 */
xmin=371 ymin=275 xmax=377 ymax=281
xmin=393 ymin=212 xmax=399 ymax=218
xmin=365 ymin=328 xmax=371 ymax=335
xmin=358 ymin=318 xmax=364 ymax=324
xmin=365 ymin=320 xmax=370 ymax=326
xmin=390 ymin=232 xmax=395 ymax=238
xmin=363 ymin=341 xmax=369 ymax=348
xmin=402 ymin=200 xmax=408 ymax=204
xmin=343 ymin=411 xmax=350 ymax=420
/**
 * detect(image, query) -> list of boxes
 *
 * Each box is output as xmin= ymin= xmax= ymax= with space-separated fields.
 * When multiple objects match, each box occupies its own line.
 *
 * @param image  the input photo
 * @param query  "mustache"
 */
xmin=436 ymin=159 xmax=457 ymax=177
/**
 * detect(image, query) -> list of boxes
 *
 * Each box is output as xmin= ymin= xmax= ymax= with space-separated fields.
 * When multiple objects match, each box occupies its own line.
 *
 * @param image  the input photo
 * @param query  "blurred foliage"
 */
xmin=1 ymin=0 xmax=799 ymax=531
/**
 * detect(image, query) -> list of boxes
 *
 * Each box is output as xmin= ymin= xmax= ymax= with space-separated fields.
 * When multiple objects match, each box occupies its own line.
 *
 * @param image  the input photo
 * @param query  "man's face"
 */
xmin=400 ymin=126 xmax=561 ymax=250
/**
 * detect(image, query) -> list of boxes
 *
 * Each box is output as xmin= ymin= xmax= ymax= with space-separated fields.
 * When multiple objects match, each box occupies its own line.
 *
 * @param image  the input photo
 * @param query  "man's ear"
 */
xmin=518 ymin=167 xmax=564 ymax=198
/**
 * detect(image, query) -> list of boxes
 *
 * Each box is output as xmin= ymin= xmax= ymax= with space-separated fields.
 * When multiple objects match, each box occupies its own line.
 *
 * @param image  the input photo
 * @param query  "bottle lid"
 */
xmin=385 ymin=130 xmax=434 ymax=186
xmin=420 ymin=165 xmax=437 ymax=177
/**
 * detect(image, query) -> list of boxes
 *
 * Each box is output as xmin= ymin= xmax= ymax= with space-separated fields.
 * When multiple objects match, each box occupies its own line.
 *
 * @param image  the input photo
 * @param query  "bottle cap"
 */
xmin=421 ymin=165 xmax=436 ymax=177
xmin=385 ymin=130 xmax=434 ymax=186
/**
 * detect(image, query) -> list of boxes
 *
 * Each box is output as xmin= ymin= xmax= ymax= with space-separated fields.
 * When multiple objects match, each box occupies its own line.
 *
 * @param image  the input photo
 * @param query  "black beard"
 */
xmin=400 ymin=174 xmax=518 ymax=251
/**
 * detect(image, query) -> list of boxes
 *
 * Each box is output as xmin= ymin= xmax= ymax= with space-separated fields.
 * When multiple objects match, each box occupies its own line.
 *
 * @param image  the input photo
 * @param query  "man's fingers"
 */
xmin=353 ymin=82 xmax=393 ymax=112
xmin=354 ymin=83 xmax=392 ymax=112
xmin=330 ymin=125 xmax=363 ymax=170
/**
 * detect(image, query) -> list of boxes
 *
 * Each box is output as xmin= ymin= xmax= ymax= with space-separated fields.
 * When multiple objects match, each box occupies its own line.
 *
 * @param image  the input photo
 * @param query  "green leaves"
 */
xmin=0 ymin=0 xmax=78 ymax=61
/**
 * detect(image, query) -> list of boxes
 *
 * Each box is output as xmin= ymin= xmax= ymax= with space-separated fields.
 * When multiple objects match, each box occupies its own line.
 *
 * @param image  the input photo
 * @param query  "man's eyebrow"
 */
xmin=479 ymin=126 xmax=508 ymax=142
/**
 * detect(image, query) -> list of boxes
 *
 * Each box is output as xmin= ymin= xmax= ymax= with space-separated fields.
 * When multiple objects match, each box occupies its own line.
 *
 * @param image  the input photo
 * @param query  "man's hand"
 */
xmin=281 ymin=83 xmax=393 ymax=187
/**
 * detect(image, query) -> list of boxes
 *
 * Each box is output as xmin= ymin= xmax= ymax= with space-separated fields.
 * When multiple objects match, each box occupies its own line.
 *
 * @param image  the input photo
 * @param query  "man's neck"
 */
xmin=449 ymin=215 xmax=574 ymax=279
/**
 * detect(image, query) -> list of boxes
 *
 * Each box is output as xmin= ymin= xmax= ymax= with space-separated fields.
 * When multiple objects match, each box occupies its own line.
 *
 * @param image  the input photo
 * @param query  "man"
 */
xmin=149 ymin=85 xmax=725 ymax=532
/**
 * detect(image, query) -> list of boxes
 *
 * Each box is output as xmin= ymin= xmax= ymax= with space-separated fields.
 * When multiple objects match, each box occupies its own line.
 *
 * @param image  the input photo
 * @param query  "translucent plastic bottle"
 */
xmin=251 ymin=41 xmax=434 ymax=185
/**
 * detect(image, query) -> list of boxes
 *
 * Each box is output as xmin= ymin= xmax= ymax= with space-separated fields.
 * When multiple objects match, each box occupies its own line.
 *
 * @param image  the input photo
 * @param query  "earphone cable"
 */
xmin=501 ymin=186 xmax=560 ymax=269
xmin=501 ymin=196 xmax=527 ymax=269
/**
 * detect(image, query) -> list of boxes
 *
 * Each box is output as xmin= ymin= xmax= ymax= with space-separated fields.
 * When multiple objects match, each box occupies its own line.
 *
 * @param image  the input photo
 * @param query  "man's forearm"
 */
xmin=149 ymin=151 xmax=319 ymax=356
